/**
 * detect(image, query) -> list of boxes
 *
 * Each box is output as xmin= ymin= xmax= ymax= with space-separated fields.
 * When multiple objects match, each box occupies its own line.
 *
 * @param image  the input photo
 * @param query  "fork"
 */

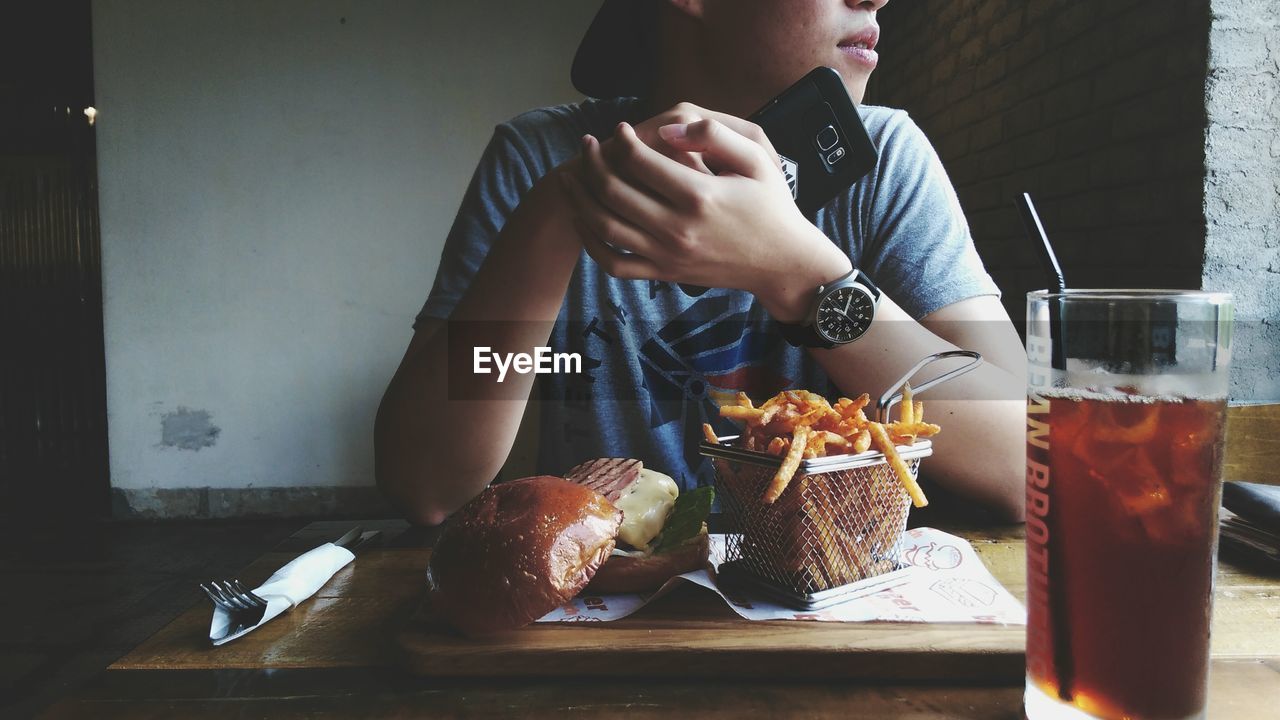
xmin=200 ymin=579 xmax=269 ymax=629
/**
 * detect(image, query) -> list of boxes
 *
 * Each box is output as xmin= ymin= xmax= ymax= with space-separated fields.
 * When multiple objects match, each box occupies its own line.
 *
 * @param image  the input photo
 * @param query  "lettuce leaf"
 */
xmin=654 ymin=486 xmax=714 ymax=554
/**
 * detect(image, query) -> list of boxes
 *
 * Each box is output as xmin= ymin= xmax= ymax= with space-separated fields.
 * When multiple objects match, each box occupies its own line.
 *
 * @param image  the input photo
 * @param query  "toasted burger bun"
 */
xmin=584 ymin=526 xmax=710 ymax=594
xmin=426 ymin=476 xmax=622 ymax=636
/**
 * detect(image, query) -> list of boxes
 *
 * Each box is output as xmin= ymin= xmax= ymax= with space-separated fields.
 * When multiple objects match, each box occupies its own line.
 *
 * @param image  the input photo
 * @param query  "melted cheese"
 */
xmin=614 ymin=468 xmax=678 ymax=551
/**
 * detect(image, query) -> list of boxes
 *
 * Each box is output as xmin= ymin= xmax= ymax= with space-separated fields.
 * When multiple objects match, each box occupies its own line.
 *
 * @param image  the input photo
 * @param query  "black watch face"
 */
xmin=816 ymin=286 xmax=875 ymax=344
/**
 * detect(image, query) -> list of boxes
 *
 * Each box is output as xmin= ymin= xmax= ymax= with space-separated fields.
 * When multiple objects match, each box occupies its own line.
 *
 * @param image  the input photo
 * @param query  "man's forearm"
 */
xmin=375 ymin=177 xmax=581 ymax=525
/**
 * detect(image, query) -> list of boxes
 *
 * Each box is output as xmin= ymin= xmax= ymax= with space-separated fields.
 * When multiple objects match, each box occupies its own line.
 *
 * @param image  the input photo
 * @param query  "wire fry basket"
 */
xmin=699 ymin=351 xmax=981 ymax=609
xmin=703 ymin=438 xmax=929 ymax=603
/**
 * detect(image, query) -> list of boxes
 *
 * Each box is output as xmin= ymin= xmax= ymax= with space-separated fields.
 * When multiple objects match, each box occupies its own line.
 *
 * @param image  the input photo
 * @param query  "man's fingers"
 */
xmin=560 ymin=167 xmax=659 ymax=261
xmin=692 ymin=109 xmax=776 ymax=156
xmin=658 ymin=104 xmax=778 ymax=159
xmin=561 ymin=154 xmax=664 ymax=282
xmin=632 ymin=106 xmax=715 ymax=176
xmin=579 ymin=134 xmax=673 ymax=240
xmin=658 ymin=103 xmax=771 ymax=147
xmin=604 ymin=123 xmax=710 ymax=209
xmin=646 ymin=136 xmax=715 ymax=176
xmin=658 ymin=118 xmax=777 ymax=179
xmin=670 ymin=151 xmax=713 ymax=175
xmin=571 ymin=209 xmax=664 ymax=281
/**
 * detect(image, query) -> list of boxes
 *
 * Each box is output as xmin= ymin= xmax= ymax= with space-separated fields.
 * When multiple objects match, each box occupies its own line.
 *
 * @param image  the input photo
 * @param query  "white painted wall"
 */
xmin=92 ymin=0 xmax=597 ymax=511
xmin=1204 ymin=0 xmax=1280 ymax=403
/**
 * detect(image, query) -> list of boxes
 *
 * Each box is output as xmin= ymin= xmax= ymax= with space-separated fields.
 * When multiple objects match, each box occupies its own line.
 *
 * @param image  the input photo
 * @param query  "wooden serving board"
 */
xmin=395 ymin=578 xmax=1027 ymax=682
xmin=396 ymin=515 xmax=1280 ymax=681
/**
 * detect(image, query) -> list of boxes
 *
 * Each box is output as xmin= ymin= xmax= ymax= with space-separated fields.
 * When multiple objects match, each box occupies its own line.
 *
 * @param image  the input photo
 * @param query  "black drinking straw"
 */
xmin=1017 ymin=192 xmax=1074 ymax=702
xmin=1018 ymin=193 xmax=1067 ymax=371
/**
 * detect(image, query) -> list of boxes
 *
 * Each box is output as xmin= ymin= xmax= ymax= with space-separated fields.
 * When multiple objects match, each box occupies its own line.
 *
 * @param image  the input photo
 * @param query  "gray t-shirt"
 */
xmin=418 ymin=97 xmax=998 ymax=491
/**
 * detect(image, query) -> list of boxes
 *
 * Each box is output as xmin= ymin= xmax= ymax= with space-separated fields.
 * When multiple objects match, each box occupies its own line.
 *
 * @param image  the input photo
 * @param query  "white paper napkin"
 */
xmin=538 ymin=528 xmax=1027 ymax=625
xmin=209 ymin=542 xmax=355 ymax=645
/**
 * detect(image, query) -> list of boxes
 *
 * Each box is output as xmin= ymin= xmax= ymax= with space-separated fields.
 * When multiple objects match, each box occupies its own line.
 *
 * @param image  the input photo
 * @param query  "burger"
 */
xmin=565 ymin=458 xmax=713 ymax=594
xmin=426 ymin=460 xmax=713 ymax=636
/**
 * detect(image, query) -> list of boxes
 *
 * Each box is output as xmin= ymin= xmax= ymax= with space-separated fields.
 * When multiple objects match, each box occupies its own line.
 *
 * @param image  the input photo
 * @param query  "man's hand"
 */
xmin=560 ymin=103 xmax=850 ymax=322
xmin=559 ymin=103 xmax=1027 ymax=521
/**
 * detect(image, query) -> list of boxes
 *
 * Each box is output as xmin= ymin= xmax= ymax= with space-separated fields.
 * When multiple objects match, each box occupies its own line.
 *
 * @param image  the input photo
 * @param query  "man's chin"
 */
xmin=826 ymin=64 xmax=872 ymax=104
xmin=845 ymin=79 xmax=870 ymax=106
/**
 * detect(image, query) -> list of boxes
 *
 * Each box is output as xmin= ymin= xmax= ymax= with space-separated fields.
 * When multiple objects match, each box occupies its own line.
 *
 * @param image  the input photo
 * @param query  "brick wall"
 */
xmin=872 ymin=0 xmax=1211 ymax=324
xmin=1202 ymin=0 xmax=1279 ymax=402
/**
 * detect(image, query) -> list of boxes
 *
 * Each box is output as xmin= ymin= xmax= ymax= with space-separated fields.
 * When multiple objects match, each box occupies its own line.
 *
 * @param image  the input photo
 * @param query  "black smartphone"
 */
xmin=677 ymin=67 xmax=877 ymax=298
xmin=748 ymin=66 xmax=879 ymax=217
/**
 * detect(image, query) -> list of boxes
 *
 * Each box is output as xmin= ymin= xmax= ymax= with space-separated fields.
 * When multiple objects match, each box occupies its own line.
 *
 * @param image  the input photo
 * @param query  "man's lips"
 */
xmin=838 ymin=25 xmax=880 ymax=52
xmin=838 ymin=25 xmax=880 ymax=69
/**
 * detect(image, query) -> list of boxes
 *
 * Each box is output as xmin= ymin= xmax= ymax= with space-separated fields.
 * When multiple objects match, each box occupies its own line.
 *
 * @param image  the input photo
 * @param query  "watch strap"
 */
xmin=778 ymin=318 xmax=835 ymax=349
xmin=856 ymin=269 xmax=882 ymax=302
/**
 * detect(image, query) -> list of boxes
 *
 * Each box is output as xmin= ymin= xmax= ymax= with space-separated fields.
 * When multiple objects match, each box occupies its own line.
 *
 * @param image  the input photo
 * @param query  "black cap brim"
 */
xmin=571 ymin=0 xmax=658 ymax=99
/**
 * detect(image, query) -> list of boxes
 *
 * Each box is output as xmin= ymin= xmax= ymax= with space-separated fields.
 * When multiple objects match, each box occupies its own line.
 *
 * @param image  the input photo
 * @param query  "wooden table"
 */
xmin=41 ymin=516 xmax=1280 ymax=719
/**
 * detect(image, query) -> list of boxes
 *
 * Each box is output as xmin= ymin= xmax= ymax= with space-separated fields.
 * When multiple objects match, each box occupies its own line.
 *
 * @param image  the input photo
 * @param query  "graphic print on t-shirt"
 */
xmin=637 ymin=293 xmax=792 ymax=475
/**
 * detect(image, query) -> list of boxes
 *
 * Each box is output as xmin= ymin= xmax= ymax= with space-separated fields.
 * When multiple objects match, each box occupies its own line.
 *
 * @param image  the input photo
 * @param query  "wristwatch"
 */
xmin=777 ymin=267 xmax=881 ymax=349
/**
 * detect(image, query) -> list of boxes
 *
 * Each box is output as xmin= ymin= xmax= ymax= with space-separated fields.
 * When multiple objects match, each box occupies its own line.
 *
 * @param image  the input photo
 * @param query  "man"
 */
xmin=376 ymin=0 xmax=1026 ymax=526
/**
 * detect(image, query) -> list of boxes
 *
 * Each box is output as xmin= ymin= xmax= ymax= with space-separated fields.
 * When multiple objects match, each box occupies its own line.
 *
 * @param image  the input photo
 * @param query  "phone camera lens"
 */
xmin=816 ymin=125 xmax=839 ymax=151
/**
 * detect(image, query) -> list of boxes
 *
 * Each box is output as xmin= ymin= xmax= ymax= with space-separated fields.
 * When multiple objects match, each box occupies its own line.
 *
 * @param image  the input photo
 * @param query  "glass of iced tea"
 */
xmin=1024 ymin=290 xmax=1233 ymax=720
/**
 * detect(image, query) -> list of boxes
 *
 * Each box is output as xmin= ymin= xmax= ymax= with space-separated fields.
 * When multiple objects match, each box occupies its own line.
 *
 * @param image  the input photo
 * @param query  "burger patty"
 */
xmin=565 ymin=457 xmax=641 ymax=502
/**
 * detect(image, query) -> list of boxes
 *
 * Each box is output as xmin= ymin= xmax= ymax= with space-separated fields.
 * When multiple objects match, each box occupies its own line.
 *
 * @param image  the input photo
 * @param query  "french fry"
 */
xmin=868 ymin=422 xmax=928 ymax=507
xmin=702 ymin=423 xmax=720 ymax=444
xmin=888 ymin=421 xmax=942 ymax=443
xmin=852 ymin=428 xmax=872 ymax=453
xmin=802 ymin=435 xmax=823 ymax=459
xmin=720 ymin=405 xmax=765 ymax=421
xmin=725 ymin=388 xmax=940 ymax=466
xmin=763 ymin=425 xmax=809 ymax=504
xmin=799 ymin=407 xmax=830 ymax=426
xmin=817 ymin=430 xmax=851 ymax=451
xmin=766 ymin=436 xmax=789 ymax=456
xmin=839 ymin=393 xmax=871 ymax=419
xmin=835 ymin=417 xmax=866 ymax=437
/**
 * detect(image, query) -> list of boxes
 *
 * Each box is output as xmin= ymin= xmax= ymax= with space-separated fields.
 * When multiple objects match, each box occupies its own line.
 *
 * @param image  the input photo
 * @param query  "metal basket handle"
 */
xmin=875 ymin=350 xmax=983 ymax=423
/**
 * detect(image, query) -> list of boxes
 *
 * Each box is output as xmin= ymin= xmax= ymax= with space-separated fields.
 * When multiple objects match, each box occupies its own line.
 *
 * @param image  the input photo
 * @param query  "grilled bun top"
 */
xmin=426 ymin=475 xmax=623 ymax=636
